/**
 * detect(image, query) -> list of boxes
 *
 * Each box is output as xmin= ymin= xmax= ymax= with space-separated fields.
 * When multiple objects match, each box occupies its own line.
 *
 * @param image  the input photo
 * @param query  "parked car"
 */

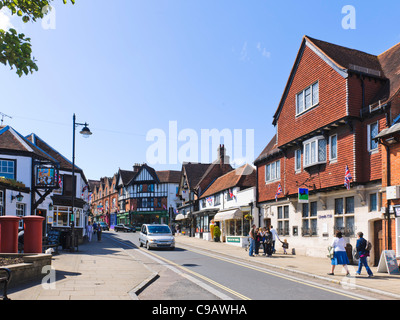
xmin=99 ymin=222 xmax=109 ymax=231
xmin=114 ymin=224 xmax=135 ymax=232
xmin=139 ymin=224 xmax=175 ymax=250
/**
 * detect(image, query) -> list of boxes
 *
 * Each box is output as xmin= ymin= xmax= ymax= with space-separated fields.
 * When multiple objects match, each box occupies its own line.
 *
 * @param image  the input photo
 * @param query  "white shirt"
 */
xmin=270 ymin=228 xmax=279 ymax=241
xmin=331 ymin=237 xmax=346 ymax=252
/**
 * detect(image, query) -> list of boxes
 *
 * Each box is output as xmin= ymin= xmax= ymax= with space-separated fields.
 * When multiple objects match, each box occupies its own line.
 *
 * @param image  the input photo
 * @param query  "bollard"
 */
xmin=23 ymin=216 xmax=45 ymax=254
xmin=0 ymin=216 xmax=20 ymax=253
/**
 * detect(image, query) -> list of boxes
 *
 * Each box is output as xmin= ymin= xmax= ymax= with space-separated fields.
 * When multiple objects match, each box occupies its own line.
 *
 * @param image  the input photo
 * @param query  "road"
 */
xmin=106 ymin=231 xmax=378 ymax=301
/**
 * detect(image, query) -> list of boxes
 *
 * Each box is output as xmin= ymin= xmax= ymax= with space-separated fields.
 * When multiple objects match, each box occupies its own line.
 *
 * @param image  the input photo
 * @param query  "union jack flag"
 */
xmin=229 ymin=189 xmax=235 ymax=199
xmin=206 ymin=197 xmax=213 ymax=204
xmin=344 ymin=165 xmax=352 ymax=190
xmin=275 ymin=184 xmax=283 ymax=201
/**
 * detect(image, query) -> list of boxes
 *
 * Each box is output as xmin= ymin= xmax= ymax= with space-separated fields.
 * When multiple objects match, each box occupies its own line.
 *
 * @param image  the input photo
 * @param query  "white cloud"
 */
xmin=257 ymin=42 xmax=271 ymax=59
xmin=0 ymin=8 xmax=14 ymax=31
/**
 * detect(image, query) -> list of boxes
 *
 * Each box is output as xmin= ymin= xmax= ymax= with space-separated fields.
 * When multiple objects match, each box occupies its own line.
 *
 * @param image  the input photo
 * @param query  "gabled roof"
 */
xmin=156 ymin=170 xmax=181 ymax=184
xmin=272 ymin=35 xmax=400 ymax=125
xmin=200 ymin=164 xmax=256 ymax=199
xmin=26 ymin=132 xmax=89 ymax=186
xmin=117 ymin=169 xmax=136 ymax=186
xmin=253 ymin=135 xmax=282 ymax=165
xmin=26 ymin=133 xmax=82 ymax=172
xmin=182 ymin=162 xmax=213 ymax=190
xmin=0 ymin=126 xmax=58 ymax=163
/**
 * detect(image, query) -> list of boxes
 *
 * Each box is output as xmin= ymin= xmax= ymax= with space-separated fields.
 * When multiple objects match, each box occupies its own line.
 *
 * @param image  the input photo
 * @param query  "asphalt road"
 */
xmin=107 ymin=231 xmax=373 ymax=301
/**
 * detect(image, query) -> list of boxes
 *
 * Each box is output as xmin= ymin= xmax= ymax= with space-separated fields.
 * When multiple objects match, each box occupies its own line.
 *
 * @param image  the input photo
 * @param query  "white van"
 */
xmin=139 ymin=224 xmax=175 ymax=250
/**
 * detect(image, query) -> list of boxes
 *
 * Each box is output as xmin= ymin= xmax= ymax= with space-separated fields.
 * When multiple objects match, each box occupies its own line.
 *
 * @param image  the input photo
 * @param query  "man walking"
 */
xmin=249 ymin=224 xmax=256 ymax=257
xmin=270 ymin=225 xmax=280 ymax=254
xmin=356 ymin=232 xmax=373 ymax=277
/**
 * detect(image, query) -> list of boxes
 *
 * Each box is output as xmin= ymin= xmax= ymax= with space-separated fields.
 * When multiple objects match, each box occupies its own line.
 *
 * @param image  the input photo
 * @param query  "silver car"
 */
xmin=139 ymin=224 xmax=175 ymax=250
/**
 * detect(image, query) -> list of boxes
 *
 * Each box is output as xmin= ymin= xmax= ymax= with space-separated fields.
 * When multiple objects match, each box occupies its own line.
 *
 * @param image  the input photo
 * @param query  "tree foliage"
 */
xmin=0 ymin=0 xmax=75 ymax=77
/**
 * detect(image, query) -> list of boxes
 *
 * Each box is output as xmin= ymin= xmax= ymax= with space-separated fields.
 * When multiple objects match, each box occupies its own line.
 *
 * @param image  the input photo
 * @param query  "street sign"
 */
xmin=298 ymin=188 xmax=309 ymax=203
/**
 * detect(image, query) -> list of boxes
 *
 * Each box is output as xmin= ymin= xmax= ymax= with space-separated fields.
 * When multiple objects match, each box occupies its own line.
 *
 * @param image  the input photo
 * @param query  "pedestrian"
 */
xmin=281 ymin=239 xmax=289 ymax=254
xmin=87 ymin=222 xmax=93 ymax=242
xmin=269 ymin=225 xmax=280 ymax=254
xmin=248 ymin=224 xmax=256 ymax=257
xmin=264 ymin=228 xmax=273 ymax=257
xmin=97 ymin=223 xmax=102 ymax=242
xmin=255 ymin=228 xmax=262 ymax=256
xmin=328 ymin=231 xmax=350 ymax=276
xmin=261 ymin=227 xmax=267 ymax=256
xmin=93 ymin=222 xmax=98 ymax=235
xmin=356 ymin=232 xmax=373 ymax=277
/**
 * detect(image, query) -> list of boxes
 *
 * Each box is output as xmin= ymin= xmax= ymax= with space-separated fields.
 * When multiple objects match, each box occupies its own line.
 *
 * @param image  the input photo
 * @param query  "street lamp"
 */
xmin=70 ymin=113 xmax=92 ymax=252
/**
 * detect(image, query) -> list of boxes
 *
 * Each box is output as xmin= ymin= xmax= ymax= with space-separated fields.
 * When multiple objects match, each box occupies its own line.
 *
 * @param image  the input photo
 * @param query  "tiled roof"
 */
xmin=0 ymin=126 xmax=57 ymax=163
xmin=26 ymin=133 xmax=82 ymax=171
xmin=200 ymin=164 xmax=256 ymax=199
xmin=156 ymin=170 xmax=181 ymax=184
xmin=254 ymin=135 xmax=281 ymax=165
xmin=182 ymin=163 xmax=213 ymax=189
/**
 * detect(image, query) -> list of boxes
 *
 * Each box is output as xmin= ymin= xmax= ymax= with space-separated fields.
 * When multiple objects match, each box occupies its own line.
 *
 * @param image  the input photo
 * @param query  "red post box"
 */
xmin=23 ymin=216 xmax=45 ymax=254
xmin=0 ymin=216 xmax=21 ymax=253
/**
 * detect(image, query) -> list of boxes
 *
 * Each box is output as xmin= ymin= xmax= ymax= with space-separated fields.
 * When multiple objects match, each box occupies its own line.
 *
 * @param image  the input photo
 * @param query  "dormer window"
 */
xmin=296 ymin=81 xmax=319 ymax=115
xmin=303 ymin=136 xmax=326 ymax=168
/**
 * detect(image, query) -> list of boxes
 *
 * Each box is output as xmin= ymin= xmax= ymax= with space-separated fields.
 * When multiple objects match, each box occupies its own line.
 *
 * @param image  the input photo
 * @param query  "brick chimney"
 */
xmin=218 ymin=144 xmax=230 ymax=167
xmin=133 ymin=163 xmax=141 ymax=172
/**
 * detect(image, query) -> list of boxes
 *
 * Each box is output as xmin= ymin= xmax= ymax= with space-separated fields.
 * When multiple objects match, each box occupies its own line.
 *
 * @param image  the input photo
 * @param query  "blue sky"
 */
xmin=0 ymin=0 xmax=400 ymax=181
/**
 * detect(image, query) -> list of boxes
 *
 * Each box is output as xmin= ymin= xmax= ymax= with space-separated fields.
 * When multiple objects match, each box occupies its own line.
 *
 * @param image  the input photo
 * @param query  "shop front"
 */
xmin=130 ymin=210 xmax=170 ymax=227
xmin=214 ymin=208 xmax=250 ymax=248
xmin=192 ymin=209 xmax=218 ymax=241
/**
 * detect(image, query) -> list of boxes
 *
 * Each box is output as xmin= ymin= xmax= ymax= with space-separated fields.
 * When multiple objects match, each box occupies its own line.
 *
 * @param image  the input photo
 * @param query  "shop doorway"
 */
xmin=373 ymin=220 xmax=383 ymax=266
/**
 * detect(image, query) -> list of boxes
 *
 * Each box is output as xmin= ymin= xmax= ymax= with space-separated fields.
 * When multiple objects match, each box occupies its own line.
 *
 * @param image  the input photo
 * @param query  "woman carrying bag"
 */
xmin=328 ymin=231 xmax=350 ymax=276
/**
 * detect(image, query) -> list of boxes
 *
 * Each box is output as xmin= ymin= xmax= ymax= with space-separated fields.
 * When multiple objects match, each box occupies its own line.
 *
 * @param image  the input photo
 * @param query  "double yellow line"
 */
xmin=139 ymin=247 xmax=251 ymax=300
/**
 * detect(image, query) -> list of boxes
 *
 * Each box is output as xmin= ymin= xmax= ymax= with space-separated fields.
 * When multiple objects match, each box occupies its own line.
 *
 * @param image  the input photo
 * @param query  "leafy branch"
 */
xmin=0 ymin=0 xmax=76 ymax=77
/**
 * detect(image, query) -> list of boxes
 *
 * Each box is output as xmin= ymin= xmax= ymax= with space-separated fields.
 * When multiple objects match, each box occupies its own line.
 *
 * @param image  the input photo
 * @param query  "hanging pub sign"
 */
xmin=298 ymin=188 xmax=309 ymax=203
xmin=35 ymin=166 xmax=58 ymax=188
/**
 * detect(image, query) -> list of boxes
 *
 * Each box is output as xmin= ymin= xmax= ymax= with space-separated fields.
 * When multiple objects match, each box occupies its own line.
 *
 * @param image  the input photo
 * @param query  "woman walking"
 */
xmin=328 ymin=231 xmax=350 ymax=276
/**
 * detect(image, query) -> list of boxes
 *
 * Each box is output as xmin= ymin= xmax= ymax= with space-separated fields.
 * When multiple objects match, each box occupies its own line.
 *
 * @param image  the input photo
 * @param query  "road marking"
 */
xmin=107 ymin=234 xmax=368 ymax=300
xmin=179 ymin=245 xmax=369 ymax=301
xmin=106 ymin=235 xmax=240 ymax=300
xmin=137 ymin=247 xmax=251 ymax=300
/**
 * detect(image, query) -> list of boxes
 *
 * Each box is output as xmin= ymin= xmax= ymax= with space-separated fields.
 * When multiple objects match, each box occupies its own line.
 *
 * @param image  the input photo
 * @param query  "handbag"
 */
xmin=327 ymin=246 xmax=334 ymax=259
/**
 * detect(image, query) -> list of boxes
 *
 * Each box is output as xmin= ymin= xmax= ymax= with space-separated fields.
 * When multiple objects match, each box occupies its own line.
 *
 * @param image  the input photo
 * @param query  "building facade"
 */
xmin=116 ymin=164 xmax=181 ymax=226
xmin=255 ymin=36 xmax=400 ymax=262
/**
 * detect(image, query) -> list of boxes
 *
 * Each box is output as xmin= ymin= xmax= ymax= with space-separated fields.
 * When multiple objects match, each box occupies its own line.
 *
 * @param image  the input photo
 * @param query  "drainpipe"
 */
xmin=384 ymin=144 xmax=392 ymax=250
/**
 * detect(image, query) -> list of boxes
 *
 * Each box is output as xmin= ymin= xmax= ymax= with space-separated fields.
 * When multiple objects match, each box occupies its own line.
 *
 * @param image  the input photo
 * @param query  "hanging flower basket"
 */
xmin=244 ymin=214 xmax=253 ymax=221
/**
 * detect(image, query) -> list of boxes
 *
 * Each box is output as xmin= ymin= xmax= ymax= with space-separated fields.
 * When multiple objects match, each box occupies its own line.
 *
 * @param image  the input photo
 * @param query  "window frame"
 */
xmin=265 ymin=160 xmax=281 ymax=183
xmin=0 ymin=159 xmax=16 ymax=180
xmin=296 ymin=81 xmax=319 ymax=116
xmin=329 ymin=134 xmax=338 ymax=162
xmin=295 ymin=149 xmax=302 ymax=172
xmin=303 ymin=136 xmax=327 ymax=168
xmin=367 ymin=121 xmax=379 ymax=152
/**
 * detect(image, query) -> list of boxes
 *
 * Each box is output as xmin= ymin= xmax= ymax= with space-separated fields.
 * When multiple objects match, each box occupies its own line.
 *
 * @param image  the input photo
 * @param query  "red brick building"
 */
xmin=255 ymin=36 xmax=400 ymax=262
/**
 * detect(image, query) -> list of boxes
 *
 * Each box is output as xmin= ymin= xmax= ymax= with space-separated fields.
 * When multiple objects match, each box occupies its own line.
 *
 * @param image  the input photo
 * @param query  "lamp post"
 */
xmin=70 ymin=114 xmax=92 ymax=252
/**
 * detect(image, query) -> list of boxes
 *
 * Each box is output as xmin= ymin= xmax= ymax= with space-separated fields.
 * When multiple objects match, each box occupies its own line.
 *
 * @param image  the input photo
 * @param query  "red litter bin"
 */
xmin=0 ymin=216 xmax=21 ymax=253
xmin=23 ymin=216 xmax=45 ymax=254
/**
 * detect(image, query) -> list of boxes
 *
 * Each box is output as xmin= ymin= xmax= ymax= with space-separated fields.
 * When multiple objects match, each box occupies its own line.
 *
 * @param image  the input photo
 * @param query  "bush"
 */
xmin=213 ymin=226 xmax=221 ymax=242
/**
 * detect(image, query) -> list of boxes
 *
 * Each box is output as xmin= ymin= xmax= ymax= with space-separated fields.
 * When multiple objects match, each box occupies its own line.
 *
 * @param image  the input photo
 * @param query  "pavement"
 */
xmin=5 ymin=232 xmax=400 ymax=300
